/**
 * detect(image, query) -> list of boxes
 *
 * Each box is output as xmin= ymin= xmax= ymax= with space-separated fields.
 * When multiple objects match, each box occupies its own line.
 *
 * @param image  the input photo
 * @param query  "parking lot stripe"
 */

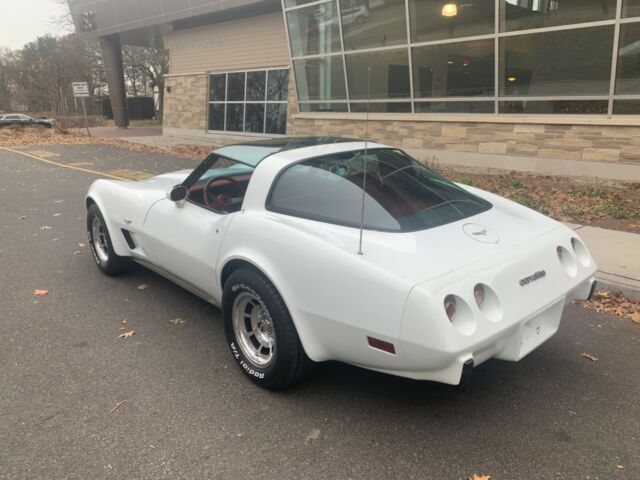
xmin=0 ymin=146 xmax=130 ymax=181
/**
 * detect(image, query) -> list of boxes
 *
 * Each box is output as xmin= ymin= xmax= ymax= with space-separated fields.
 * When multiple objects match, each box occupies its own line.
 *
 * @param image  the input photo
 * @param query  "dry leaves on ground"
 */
xmin=136 ymin=284 xmax=149 ymax=291
xmin=581 ymin=353 xmax=599 ymax=362
xmin=109 ymin=400 xmax=125 ymax=414
xmin=117 ymin=330 xmax=135 ymax=339
xmin=33 ymin=289 xmax=49 ymax=296
xmin=576 ymin=291 xmax=640 ymax=324
xmin=168 ymin=317 xmax=186 ymax=325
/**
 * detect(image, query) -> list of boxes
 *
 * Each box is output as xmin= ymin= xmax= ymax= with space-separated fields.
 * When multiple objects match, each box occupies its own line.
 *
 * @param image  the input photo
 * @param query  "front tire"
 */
xmin=223 ymin=268 xmax=313 ymax=390
xmin=86 ymin=204 xmax=132 ymax=276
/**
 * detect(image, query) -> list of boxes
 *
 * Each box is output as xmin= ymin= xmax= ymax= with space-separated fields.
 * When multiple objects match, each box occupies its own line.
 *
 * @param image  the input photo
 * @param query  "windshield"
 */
xmin=268 ymin=148 xmax=492 ymax=232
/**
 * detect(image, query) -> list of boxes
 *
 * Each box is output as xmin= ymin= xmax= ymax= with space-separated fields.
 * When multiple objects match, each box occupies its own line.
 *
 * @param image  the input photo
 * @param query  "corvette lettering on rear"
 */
xmin=519 ymin=270 xmax=547 ymax=287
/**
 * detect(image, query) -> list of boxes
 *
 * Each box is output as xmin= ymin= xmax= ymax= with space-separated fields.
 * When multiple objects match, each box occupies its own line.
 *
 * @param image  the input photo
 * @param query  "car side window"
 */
xmin=267 ymin=148 xmax=492 ymax=232
xmin=186 ymin=156 xmax=255 ymax=214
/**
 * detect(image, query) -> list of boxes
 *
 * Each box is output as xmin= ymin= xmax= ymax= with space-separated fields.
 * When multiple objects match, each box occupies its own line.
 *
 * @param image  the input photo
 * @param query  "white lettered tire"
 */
xmin=223 ymin=268 xmax=313 ymax=389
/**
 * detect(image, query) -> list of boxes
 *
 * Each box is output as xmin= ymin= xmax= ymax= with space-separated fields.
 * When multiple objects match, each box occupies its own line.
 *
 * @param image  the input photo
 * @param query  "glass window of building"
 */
xmin=345 ymin=49 xmax=410 ymax=99
xmin=415 ymin=101 xmax=495 ymax=113
xmin=340 ymin=0 xmax=407 ymax=51
xmin=409 ymin=0 xmax=494 ymax=43
xmin=294 ymin=56 xmax=347 ymax=100
xmin=412 ymin=39 xmax=494 ymax=98
xmin=616 ymin=23 xmax=640 ymax=94
xmin=287 ymin=2 xmax=342 ymax=57
xmin=299 ymin=103 xmax=349 ymax=112
xmin=623 ymin=0 xmax=640 ymax=17
xmin=208 ymin=69 xmax=289 ymax=134
xmin=614 ymin=100 xmax=640 ymax=114
xmin=500 ymin=26 xmax=614 ymax=96
xmin=350 ymin=102 xmax=412 ymax=112
xmin=499 ymin=100 xmax=609 ymax=114
xmin=501 ymin=0 xmax=616 ymax=31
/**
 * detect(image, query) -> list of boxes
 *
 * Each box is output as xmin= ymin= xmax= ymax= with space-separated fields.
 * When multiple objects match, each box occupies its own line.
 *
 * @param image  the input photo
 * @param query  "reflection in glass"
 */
xmin=246 ymin=71 xmax=266 ymax=101
xmin=409 ymin=0 xmax=494 ymax=42
xmin=227 ymin=72 xmax=245 ymax=101
xmin=415 ymin=101 xmax=494 ymax=113
xmin=209 ymin=74 xmax=226 ymax=102
xmin=245 ymin=104 xmax=265 ymax=133
xmin=287 ymin=2 xmax=341 ymax=58
xmin=500 ymin=26 xmax=614 ymax=96
xmin=623 ymin=0 xmax=640 ymax=17
xmin=412 ymin=40 xmax=494 ymax=98
xmin=616 ymin=23 xmax=640 ymax=94
xmin=208 ymin=103 xmax=225 ymax=130
xmin=226 ymin=104 xmax=244 ymax=131
xmin=613 ymin=100 xmax=640 ymax=114
xmin=299 ymin=103 xmax=349 ymax=112
xmin=345 ymin=49 xmax=410 ymax=99
xmin=340 ymin=0 xmax=407 ymax=51
xmin=266 ymin=104 xmax=288 ymax=134
xmin=284 ymin=0 xmax=320 ymax=8
xmin=350 ymin=102 xmax=411 ymax=112
xmin=267 ymin=70 xmax=289 ymax=101
xmin=294 ymin=57 xmax=347 ymax=100
xmin=499 ymin=100 xmax=608 ymax=114
xmin=501 ymin=0 xmax=616 ymax=31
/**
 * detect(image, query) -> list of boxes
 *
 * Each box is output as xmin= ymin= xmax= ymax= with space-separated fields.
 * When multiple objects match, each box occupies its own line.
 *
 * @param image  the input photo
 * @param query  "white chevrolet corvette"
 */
xmin=86 ymin=137 xmax=597 ymax=389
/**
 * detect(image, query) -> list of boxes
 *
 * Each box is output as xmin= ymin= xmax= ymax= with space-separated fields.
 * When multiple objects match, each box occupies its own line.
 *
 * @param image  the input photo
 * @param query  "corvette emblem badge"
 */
xmin=462 ymin=223 xmax=499 ymax=244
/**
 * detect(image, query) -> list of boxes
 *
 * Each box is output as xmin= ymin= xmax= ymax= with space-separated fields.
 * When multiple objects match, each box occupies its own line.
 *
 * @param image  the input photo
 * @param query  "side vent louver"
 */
xmin=121 ymin=229 xmax=136 ymax=249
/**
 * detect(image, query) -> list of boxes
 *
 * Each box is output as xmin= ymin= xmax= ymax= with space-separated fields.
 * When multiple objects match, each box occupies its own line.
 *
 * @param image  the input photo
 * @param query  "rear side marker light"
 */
xmin=367 ymin=336 xmax=396 ymax=354
xmin=444 ymin=295 xmax=457 ymax=321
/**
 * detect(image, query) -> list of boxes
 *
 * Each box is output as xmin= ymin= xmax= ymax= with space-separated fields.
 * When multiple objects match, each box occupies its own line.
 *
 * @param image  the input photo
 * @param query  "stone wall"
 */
xmin=290 ymin=117 xmax=640 ymax=164
xmin=164 ymin=74 xmax=207 ymax=131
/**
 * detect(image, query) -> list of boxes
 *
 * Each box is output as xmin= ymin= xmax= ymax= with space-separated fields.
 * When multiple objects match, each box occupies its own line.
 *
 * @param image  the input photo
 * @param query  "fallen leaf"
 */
xmin=78 ymin=242 xmax=86 ymax=247
xmin=469 ymin=475 xmax=491 ymax=480
xmin=18 ymin=215 xmax=26 ymax=220
xmin=168 ymin=317 xmax=186 ymax=325
xmin=117 ymin=330 xmax=135 ymax=339
xmin=581 ymin=353 xmax=599 ymax=362
xmin=616 ymin=465 xmax=624 ymax=469
xmin=137 ymin=284 xmax=149 ymax=291
xmin=149 ymin=444 xmax=156 ymax=449
xmin=121 ymin=319 xmax=127 ymax=324
xmin=33 ymin=289 xmax=49 ymax=296
xmin=40 ymin=225 xmax=52 ymax=230
xmin=73 ymin=250 xmax=82 ymax=256
xmin=631 ymin=312 xmax=640 ymax=324
xmin=109 ymin=400 xmax=125 ymax=414
xmin=53 ymin=213 xmax=61 ymax=217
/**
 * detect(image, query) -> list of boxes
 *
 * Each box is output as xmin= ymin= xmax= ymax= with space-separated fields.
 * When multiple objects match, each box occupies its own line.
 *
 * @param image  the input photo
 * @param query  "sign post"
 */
xmin=72 ymin=82 xmax=91 ymax=136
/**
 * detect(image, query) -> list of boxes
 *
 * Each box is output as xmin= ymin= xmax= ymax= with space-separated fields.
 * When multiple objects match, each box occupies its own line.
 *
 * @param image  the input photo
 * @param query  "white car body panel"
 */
xmin=86 ymin=140 xmax=597 ymax=385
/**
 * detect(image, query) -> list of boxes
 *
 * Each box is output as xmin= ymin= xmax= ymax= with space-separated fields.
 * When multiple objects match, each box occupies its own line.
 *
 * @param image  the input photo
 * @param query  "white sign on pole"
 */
xmin=72 ymin=82 xmax=90 ymax=98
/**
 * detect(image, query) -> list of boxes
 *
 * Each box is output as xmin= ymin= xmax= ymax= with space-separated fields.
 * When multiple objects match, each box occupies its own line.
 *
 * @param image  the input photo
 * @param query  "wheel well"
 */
xmin=86 ymin=197 xmax=96 ymax=210
xmin=221 ymin=259 xmax=262 ymax=289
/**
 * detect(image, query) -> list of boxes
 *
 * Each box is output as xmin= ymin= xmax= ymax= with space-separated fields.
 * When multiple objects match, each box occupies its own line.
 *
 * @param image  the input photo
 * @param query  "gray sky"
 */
xmin=0 ymin=0 xmax=72 ymax=50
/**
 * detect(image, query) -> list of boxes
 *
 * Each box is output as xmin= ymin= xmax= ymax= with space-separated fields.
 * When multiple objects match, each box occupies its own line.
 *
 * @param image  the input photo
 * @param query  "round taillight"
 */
xmin=474 ymin=284 xmax=485 ymax=308
xmin=444 ymin=295 xmax=457 ymax=321
xmin=571 ymin=237 xmax=592 ymax=268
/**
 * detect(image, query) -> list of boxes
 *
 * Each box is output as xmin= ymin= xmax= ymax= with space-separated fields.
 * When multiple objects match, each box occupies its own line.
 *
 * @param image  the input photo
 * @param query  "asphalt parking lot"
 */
xmin=1 ymin=143 xmax=639 ymax=480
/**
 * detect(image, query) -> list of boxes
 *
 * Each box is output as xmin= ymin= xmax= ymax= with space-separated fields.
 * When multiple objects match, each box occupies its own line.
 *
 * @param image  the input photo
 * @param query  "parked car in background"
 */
xmin=0 ymin=114 xmax=53 ymax=128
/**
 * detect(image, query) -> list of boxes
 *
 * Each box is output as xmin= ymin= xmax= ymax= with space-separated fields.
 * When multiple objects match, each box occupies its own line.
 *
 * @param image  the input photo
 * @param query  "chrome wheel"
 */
xmin=91 ymin=216 xmax=109 ymax=263
xmin=232 ymin=291 xmax=275 ymax=367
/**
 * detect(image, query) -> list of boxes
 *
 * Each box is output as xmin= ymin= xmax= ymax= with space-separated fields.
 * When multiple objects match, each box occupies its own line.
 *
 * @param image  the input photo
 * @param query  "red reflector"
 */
xmin=367 ymin=336 xmax=396 ymax=354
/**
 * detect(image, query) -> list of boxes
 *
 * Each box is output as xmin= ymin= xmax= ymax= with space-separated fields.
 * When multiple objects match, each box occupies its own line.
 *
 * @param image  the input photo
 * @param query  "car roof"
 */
xmin=212 ymin=137 xmax=363 ymax=167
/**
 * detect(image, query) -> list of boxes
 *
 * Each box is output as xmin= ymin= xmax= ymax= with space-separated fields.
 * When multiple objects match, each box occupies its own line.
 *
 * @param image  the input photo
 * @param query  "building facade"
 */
xmin=70 ymin=0 xmax=640 ymax=178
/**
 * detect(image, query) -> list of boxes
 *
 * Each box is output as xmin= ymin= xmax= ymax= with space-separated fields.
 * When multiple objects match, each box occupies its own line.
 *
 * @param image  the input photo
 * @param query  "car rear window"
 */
xmin=267 ymin=148 xmax=492 ymax=232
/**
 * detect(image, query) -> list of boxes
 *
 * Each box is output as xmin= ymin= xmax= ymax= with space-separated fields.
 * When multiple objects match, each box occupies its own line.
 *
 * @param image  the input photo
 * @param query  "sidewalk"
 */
xmin=567 ymin=224 xmax=640 ymax=295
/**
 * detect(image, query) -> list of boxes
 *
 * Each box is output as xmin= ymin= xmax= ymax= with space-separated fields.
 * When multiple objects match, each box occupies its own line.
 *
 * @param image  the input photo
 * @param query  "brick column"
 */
xmin=100 ymin=35 xmax=129 ymax=128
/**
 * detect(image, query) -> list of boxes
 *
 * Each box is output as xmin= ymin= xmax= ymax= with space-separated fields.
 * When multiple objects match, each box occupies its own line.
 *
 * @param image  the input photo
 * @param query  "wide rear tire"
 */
xmin=86 ymin=204 xmax=132 ymax=276
xmin=223 ymin=268 xmax=314 ymax=390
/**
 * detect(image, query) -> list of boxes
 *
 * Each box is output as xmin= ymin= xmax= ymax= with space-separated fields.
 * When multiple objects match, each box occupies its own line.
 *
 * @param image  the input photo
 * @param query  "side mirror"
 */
xmin=167 ymin=185 xmax=188 ymax=202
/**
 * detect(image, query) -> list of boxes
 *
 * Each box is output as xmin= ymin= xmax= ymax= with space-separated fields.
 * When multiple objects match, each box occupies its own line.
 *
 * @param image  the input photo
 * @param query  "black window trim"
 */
xmin=264 ymin=147 xmax=493 ymax=233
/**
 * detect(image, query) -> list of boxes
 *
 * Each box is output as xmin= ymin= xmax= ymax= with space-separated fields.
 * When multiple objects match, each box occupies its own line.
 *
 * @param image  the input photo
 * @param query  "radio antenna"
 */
xmin=357 ymin=66 xmax=371 ymax=256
